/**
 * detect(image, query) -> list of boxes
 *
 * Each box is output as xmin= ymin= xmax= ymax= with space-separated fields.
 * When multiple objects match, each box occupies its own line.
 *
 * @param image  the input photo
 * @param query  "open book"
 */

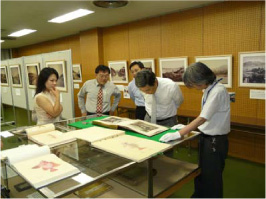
xmin=64 ymin=126 xmax=171 ymax=163
xmin=1 ymin=145 xmax=80 ymax=189
xmin=65 ymin=126 xmax=125 ymax=143
xmin=25 ymin=124 xmax=76 ymax=148
xmin=92 ymin=116 xmax=168 ymax=137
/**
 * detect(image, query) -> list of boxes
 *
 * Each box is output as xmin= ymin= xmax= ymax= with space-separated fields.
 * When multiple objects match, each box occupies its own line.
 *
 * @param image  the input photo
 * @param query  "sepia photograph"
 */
xmin=0 ymin=66 xmax=8 ymax=86
xmin=72 ymin=64 xmax=82 ymax=83
xmin=108 ymin=61 xmax=128 ymax=83
xmin=26 ymin=63 xmax=40 ymax=89
xmin=131 ymin=59 xmax=155 ymax=73
xmin=46 ymin=61 xmax=67 ymax=92
xmin=128 ymin=121 xmax=158 ymax=133
xmin=10 ymin=65 xmax=22 ymax=87
xmin=196 ymin=55 xmax=232 ymax=88
xmin=239 ymin=52 xmax=265 ymax=88
xmin=159 ymin=57 xmax=188 ymax=85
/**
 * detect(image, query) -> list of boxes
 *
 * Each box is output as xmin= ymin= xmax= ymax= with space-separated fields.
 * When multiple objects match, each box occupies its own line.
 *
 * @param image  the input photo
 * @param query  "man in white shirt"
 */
xmin=160 ymin=62 xmax=230 ymax=198
xmin=128 ymin=61 xmax=146 ymax=120
xmin=135 ymin=70 xmax=184 ymax=127
xmin=78 ymin=65 xmax=121 ymax=116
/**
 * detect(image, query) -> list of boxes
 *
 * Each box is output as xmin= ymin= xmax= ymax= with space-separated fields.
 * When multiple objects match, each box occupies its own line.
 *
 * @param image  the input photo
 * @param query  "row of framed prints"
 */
xmin=109 ymin=51 xmax=265 ymax=88
xmin=0 ymin=61 xmax=75 ymax=92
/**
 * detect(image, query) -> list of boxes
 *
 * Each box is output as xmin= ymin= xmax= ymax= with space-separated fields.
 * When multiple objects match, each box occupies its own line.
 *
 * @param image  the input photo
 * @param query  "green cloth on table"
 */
xmin=68 ymin=116 xmax=178 ymax=143
xmin=68 ymin=116 xmax=109 ymax=128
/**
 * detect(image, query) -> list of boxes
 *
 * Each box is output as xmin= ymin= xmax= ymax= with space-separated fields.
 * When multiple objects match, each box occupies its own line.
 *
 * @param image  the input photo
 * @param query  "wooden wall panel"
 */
xmin=128 ymin=17 xmax=161 ymax=75
xmin=161 ymin=8 xmax=203 ymax=116
xmin=13 ymin=1 xmax=265 ymax=126
xmin=103 ymin=24 xmax=130 ymax=63
xmin=102 ymin=24 xmax=132 ymax=107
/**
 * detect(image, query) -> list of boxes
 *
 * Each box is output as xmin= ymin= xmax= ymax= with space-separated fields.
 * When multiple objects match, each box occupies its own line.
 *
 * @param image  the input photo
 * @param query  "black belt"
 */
xmin=201 ymin=133 xmax=227 ymax=138
xmin=87 ymin=111 xmax=110 ymax=115
xmin=146 ymin=113 xmax=175 ymax=122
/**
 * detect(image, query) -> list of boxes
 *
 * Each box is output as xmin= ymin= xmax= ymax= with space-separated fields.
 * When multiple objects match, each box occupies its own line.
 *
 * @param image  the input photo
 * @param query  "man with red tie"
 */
xmin=78 ymin=65 xmax=121 ymax=116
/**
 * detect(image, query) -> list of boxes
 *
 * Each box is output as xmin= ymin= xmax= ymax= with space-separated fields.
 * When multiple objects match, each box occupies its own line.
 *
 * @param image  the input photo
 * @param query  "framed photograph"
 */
xmin=45 ymin=61 xmax=67 ymax=92
xmin=159 ymin=57 xmax=188 ymax=85
xmin=195 ymin=55 xmax=232 ymax=88
xmin=72 ymin=64 xmax=82 ymax=83
xmin=10 ymin=65 xmax=23 ymax=87
xmin=108 ymin=60 xmax=128 ymax=83
xmin=239 ymin=52 xmax=265 ymax=88
xmin=131 ymin=59 xmax=155 ymax=73
xmin=0 ymin=66 xmax=8 ymax=86
xmin=26 ymin=63 xmax=40 ymax=89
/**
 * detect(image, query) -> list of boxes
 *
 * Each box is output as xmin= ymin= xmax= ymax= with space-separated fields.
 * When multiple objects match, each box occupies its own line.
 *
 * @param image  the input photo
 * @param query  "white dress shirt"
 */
xmin=199 ymin=82 xmax=230 ymax=135
xmin=142 ymin=77 xmax=183 ymax=120
xmin=78 ymin=79 xmax=121 ymax=113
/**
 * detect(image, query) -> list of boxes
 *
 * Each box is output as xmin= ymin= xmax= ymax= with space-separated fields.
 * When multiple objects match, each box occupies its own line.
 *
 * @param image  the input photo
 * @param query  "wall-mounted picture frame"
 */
xmin=108 ymin=60 xmax=128 ymax=83
xmin=0 ymin=66 xmax=9 ymax=86
xmin=10 ymin=65 xmax=23 ymax=88
xmin=26 ymin=63 xmax=40 ymax=89
xmin=45 ymin=61 xmax=67 ymax=92
xmin=72 ymin=64 xmax=82 ymax=83
xmin=195 ymin=55 xmax=232 ymax=88
xmin=239 ymin=51 xmax=265 ymax=88
xmin=131 ymin=59 xmax=155 ymax=73
xmin=159 ymin=57 xmax=188 ymax=85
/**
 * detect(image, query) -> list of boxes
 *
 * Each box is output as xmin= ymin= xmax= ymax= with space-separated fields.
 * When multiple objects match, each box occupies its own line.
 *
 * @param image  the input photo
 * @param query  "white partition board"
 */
xmin=8 ymin=58 xmax=27 ymax=109
xmin=23 ymin=55 xmax=43 ymax=111
xmin=1 ymin=60 xmax=13 ymax=106
xmin=41 ymin=50 xmax=74 ymax=119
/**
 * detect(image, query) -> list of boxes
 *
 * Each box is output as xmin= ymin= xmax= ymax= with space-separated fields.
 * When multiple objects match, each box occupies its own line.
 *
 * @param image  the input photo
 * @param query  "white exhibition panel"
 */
xmin=41 ymin=50 xmax=74 ymax=119
xmin=1 ymin=60 xmax=13 ymax=106
xmin=23 ymin=55 xmax=43 ymax=111
xmin=8 ymin=58 xmax=27 ymax=109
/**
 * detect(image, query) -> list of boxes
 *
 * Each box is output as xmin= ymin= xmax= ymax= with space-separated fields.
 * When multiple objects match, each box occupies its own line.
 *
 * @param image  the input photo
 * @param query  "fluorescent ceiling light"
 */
xmin=48 ymin=9 xmax=94 ymax=23
xmin=0 ymin=40 xmax=4 ymax=43
xmin=8 ymin=29 xmax=36 ymax=37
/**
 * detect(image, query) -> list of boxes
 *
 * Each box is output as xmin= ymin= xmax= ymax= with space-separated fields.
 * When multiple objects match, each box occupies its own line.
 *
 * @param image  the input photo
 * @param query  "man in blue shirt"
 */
xmin=128 ymin=61 xmax=146 ymax=120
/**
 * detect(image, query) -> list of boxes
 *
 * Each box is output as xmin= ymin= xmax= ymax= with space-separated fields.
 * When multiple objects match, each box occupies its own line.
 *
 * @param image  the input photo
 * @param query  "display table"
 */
xmin=1 ymin=115 xmax=200 ymax=198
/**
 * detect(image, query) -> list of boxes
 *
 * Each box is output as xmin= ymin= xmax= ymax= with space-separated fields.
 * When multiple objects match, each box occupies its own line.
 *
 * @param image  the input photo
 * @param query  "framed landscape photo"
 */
xmin=195 ymin=55 xmax=232 ymax=88
xmin=159 ymin=57 xmax=188 ymax=85
xmin=10 ymin=65 xmax=23 ymax=87
xmin=0 ymin=66 xmax=8 ymax=86
xmin=108 ymin=61 xmax=128 ymax=83
xmin=131 ymin=59 xmax=155 ymax=73
xmin=239 ymin=52 xmax=265 ymax=88
xmin=72 ymin=64 xmax=82 ymax=83
xmin=46 ymin=61 xmax=67 ymax=92
xmin=26 ymin=63 xmax=40 ymax=89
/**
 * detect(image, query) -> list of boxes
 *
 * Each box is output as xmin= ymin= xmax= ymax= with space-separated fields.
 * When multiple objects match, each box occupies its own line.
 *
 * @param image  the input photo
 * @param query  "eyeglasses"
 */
xmin=98 ymin=74 xmax=109 ymax=79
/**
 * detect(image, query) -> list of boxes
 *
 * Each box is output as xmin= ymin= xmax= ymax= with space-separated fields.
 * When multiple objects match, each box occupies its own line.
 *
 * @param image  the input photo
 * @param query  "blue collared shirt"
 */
xmin=128 ymin=78 xmax=145 ymax=107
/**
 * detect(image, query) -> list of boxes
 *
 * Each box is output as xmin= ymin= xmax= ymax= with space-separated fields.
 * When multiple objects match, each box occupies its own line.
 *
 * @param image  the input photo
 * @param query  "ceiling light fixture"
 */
xmin=8 ymin=29 xmax=36 ymax=37
xmin=93 ymin=0 xmax=128 ymax=8
xmin=48 ymin=9 xmax=94 ymax=23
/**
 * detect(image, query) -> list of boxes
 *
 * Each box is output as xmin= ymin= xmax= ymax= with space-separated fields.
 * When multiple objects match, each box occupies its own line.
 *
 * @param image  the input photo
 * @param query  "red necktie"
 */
xmin=96 ymin=86 xmax=103 ymax=114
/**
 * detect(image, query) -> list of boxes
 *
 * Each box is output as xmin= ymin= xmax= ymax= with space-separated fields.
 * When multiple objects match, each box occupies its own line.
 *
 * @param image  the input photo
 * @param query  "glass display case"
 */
xmin=1 ymin=115 xmax=200 ymax=198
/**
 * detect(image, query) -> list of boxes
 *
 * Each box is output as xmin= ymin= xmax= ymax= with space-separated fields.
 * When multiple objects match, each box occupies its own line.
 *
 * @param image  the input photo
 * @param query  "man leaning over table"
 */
xmin=135 ymin=70 xmax=184 ymax=127
xmin=77 ymin=65 xmax=121 ymax=116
